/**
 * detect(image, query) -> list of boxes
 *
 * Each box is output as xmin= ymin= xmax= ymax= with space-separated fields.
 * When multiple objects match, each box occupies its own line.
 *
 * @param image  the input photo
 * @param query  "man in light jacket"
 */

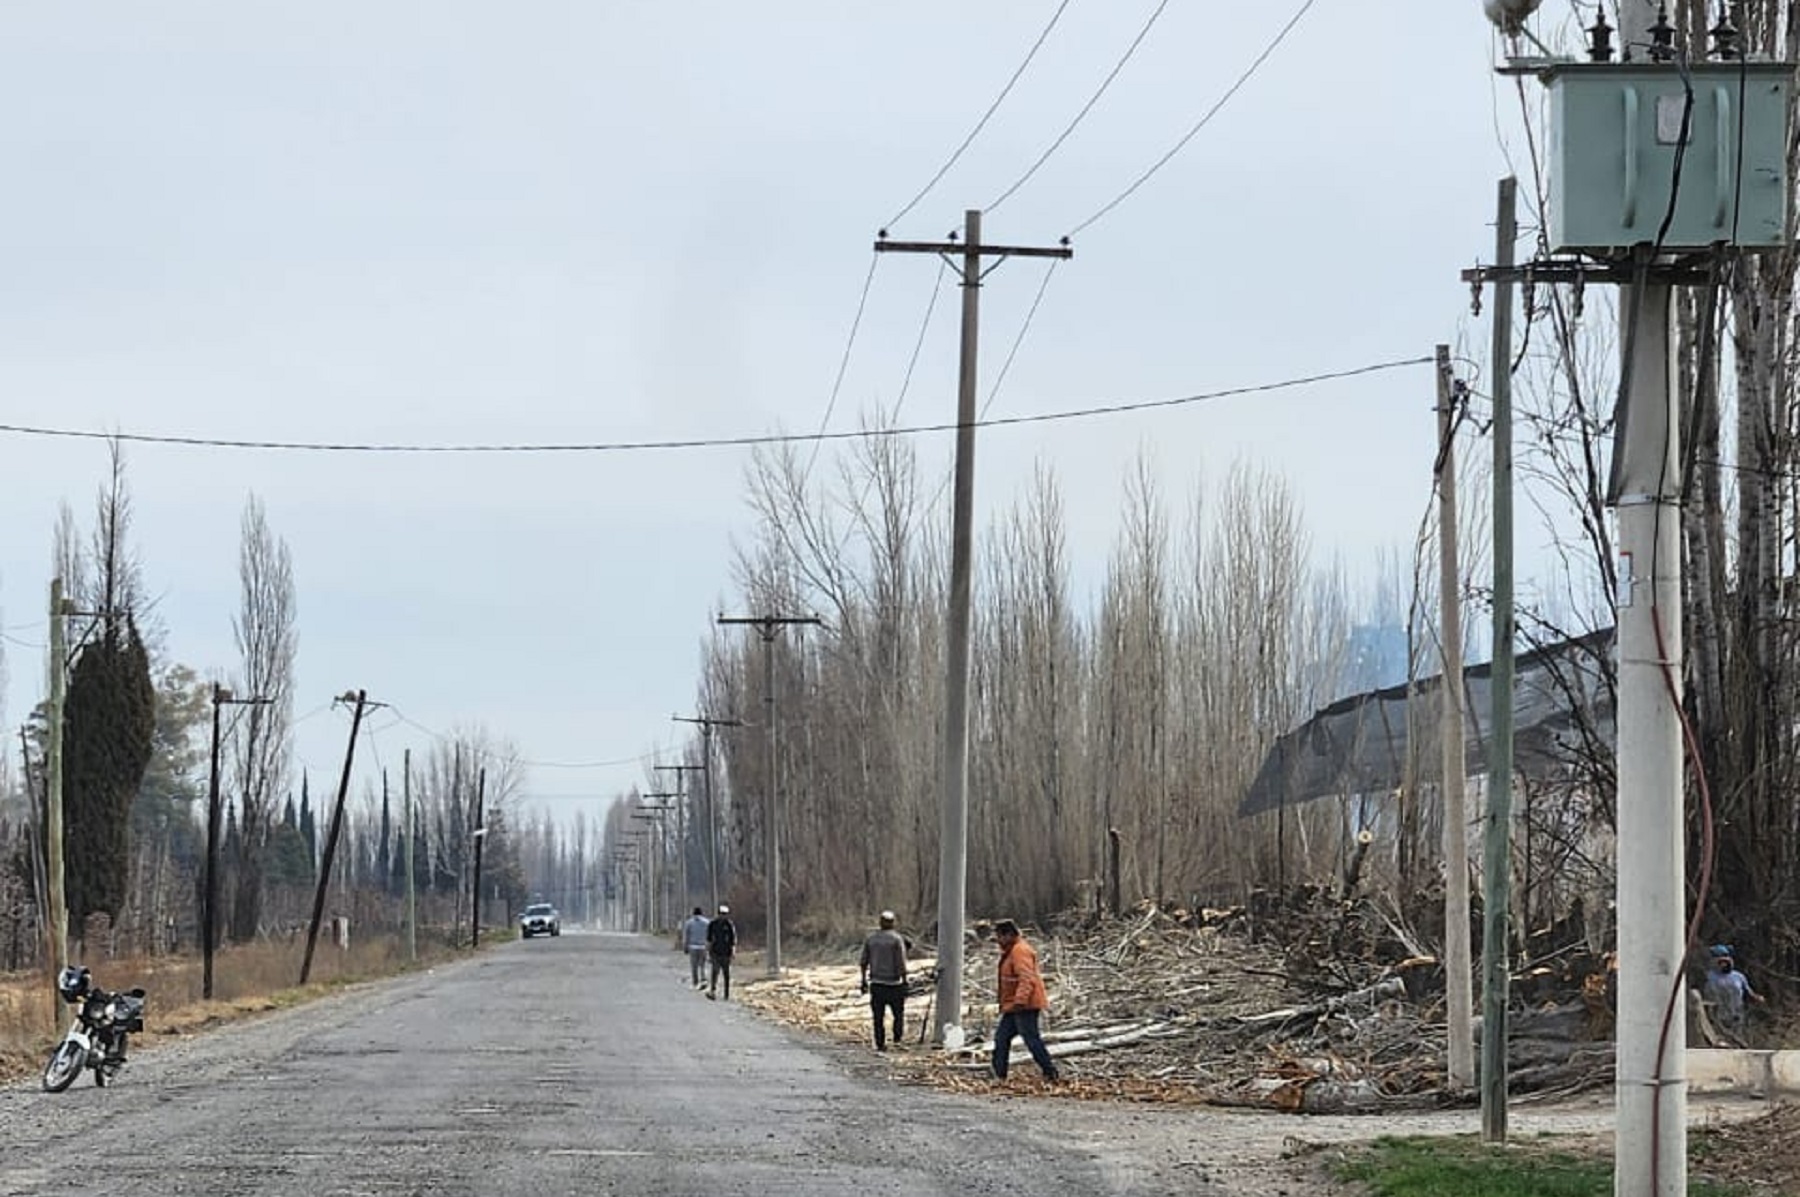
xmin=859 ymin=910 xmax=909 ymax=1051
xmin=680 ymin=907 xmax=711 ymax=989
xmin=992 ymin=919 xmax=1059 ymax=1082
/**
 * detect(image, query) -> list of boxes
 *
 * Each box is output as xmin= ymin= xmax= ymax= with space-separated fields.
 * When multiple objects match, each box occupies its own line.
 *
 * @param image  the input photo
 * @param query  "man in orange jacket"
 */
xmin=992 ymin=919 xmax=1060 ymax=1082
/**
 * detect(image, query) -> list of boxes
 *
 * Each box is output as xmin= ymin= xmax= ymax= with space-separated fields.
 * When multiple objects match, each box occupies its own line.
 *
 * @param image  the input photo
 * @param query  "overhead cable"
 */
xmin=391 ymin=709 xmax=656 ymax=770
xmin=987 ymin=0 xmax=1173 ymax=216
xmin=1065 ymin=0 xmax=1321 ymax=238
xmin=0 ymin=356 xmax=1431 ymax=456
xmin=802 ymin=251 xmax=883 ymax=480
xmin=885 ymin=0 xmax=1077 ymax=231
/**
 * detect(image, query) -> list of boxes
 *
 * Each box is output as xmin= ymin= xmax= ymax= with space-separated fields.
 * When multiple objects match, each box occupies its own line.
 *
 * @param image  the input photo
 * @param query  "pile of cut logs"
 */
xmin=740 ymin=895 xmax=1615 ymax=1110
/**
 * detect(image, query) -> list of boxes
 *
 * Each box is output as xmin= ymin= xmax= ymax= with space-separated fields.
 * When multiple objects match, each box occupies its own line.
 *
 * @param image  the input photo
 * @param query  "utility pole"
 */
xmin=654 ymin=764 xmax=706 ymax=909
xmin=674 ymin=713 xmax=742 ymax=911
xmin=640 ymin=781 xmax=680 ymax=910
xmin=469 ymin=768 xmax=487 ymax=949
xmin=44 ymin=579 xmax=69 ymax=996
xmin=1482 ymin=177 xmax=1518 ymax=1143
xmin=403 ymin=748 xmax=416 ymax=964
xmin=633 ymin=802 xmax=675 ymax=930
xmin=203 ymin=685 xmax=271 ymax=1000
xmin=1435 ymin=345 xmax=1475 ymax=1092
xmin=1613 ymin=9 xmax=1685 ymax=1191
xmin=717 ymin=615 xmax=819 ymax=976
xmin=644 ymin=788 xmax=685 ymax=915
xmin=874 ymin=210 xmax=1073 ymax=1043
xmin=301 ymin=690 xmax=375 ymax=985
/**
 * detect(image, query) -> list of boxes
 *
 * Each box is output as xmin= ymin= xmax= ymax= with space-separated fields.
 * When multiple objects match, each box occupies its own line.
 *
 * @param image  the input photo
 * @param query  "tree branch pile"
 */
xmin=742 ymin=895 xmax=1616 ymax=1111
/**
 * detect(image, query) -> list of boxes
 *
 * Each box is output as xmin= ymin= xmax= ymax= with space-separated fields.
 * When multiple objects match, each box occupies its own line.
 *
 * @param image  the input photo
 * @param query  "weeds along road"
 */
xmin=0 ymin=931 xmax=1244 ymax=1196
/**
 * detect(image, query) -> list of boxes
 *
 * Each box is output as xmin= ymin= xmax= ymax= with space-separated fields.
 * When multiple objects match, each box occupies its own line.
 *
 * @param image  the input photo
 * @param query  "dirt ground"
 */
xmin=733 ymin=936 xmax=1795 ymax=1195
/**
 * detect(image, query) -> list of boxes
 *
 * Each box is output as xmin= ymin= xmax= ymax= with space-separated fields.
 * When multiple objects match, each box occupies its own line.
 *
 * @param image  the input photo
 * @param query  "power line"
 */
xmin=802 ymin=252 xmax=882 ymax=480
xmin=981 ymin=258 xmax=1061 ymax=420
xmin=0 ymin=355 xmax=1428 ymax=456
xmin=884 ymin=0 xmax=1077 ymax=231
xmin=927 ymin=257 xmax=1064 ymax=512
xmin=390 ymin=709 xmax=656 ymax=771
xmin=988 ymin=0 xmax=1173 ymax=215
xmin=1065 ymin=0 xmax=1320 ymax=239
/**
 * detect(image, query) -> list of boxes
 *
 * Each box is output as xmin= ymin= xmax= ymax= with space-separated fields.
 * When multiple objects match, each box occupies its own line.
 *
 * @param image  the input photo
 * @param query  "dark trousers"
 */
xmin=869 ymin=982 xmax=906 ymax=1049
xmin=993 ymin=1009 xmax=1057 ymax=1080
xmin=709 ymin=954 xmax=732 ymax=1000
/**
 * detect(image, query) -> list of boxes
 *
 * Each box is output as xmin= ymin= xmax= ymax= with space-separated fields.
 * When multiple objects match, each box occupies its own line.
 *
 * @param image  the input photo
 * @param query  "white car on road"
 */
xmin=519 ymin=903 xmax=561 ymax=939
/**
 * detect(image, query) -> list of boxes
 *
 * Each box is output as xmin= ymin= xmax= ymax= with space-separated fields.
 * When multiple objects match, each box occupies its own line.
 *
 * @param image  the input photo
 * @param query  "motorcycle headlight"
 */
xmin=104 ymin=1001 xmax=118 ymax=1021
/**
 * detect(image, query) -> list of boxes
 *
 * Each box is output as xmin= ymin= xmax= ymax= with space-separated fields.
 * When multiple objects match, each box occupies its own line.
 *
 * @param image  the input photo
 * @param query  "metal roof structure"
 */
xmin=1239 ymin=628 xmax=1614 ymax=817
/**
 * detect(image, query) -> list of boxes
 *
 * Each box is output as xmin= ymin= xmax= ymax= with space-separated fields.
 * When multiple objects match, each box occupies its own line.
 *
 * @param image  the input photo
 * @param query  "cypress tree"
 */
xmin=298 ymin=773 xmax=316 ymax=867
xmin=61 ymin=616 xmax=155 ymax=929
xmin=377 ymin=787 xmax=392 ymax=896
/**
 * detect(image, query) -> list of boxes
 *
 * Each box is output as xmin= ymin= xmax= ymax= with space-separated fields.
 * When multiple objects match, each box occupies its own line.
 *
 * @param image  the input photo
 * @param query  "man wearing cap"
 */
xmin=705 ymin=904 xmax=737 ymax=1001
xmin=992 ymin=919 xmax=1059 ymax=1083
xmin=859 ymin=911 xmax=909 ymax=1051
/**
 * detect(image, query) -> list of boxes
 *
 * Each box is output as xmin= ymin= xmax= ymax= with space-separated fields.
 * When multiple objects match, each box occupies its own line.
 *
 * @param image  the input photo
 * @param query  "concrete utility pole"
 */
xmin=673 ymin=713 xmax=742 ymax=911
xmin=301 ymin=690 xmax=374 ymax=985
xmin=874 ymin=210 xmax=1073 ymax=1044
xmin=1434 ymin=345 xmax=1475 ymax=1092
xmin=717 ymin=615 xmax=820 ymax=976
xmin=638 ymin=797 xmax=679 ymax=929
xmin=44 ymin=579 xmax=69 ymax=993
xmin=1483 ymin=177 xmax=1519 ymax=1143
xmin=469 ymin=768 xmax=487 ymax=949
xmin=648 ymin=774 xmax=694 ymax=907
xmin=403 ymin=748 xmax=416 ymax=964
xmin=1613 ymin=10 xmax=1686 ymax=1191
xmin=653 ymin=764 xmax=706 ymax=908
xmin=203 ymin=685 xmax=272 ymax=1000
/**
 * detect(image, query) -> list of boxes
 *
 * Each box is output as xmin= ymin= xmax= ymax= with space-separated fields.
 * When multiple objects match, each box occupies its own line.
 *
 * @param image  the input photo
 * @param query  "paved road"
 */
xmin=0 ymin=932 xmax=1202 ymax=1196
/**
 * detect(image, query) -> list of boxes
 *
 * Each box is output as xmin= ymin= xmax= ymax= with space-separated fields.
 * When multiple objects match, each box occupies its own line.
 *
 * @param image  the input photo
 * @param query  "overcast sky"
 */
xmin=0 ymin=3 xmax=1555 ymax=826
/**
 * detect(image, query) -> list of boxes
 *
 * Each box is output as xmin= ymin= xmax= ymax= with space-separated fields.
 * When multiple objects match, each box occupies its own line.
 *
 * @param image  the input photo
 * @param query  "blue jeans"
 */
xmin=993 ymin=1009 xmax=1058 ymax=1080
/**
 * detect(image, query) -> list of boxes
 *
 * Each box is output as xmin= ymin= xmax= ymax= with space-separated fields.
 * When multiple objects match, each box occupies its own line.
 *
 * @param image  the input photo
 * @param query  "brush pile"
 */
xmin=741 ymin=890 xmax=1615 ymax=1111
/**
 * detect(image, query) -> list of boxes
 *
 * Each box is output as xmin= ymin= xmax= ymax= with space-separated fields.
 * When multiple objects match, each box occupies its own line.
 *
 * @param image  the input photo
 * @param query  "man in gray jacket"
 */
xmin=859 ymin=911 xmax=909 ymax=1051
xmin=680 ymin=907 xmax=710 ymax=989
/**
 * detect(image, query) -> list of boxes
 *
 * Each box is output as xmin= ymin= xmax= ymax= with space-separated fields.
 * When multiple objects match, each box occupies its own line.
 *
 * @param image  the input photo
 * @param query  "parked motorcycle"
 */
xmin=42 ymin=965 xmax=146 ymax=1092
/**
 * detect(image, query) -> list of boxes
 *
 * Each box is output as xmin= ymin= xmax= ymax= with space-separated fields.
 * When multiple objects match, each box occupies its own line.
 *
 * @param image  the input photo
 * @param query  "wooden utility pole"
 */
xmin=301 ymin=690 xmax=371 ymax=985
xmin=874 ymin=209 xmax=1072 ymax=1044
xmin=203 ymin=687 xmax=225 ymax=1000
xmin=44 ymin=579 xmax=69 ymax=1018
xmin=203 ymin=685 xmax=271 ymax=1000
xmin=673 ymin=713 xmax=741 ymax=911
xmin=1435 ymin=344 xmax=1475 ymax=1092
xmin=403 ymin=748 xmax=416 ymax=964
xmin=1483 ymin=177 xmax=1518 ymax=1143
xmin=717 ymin=614 xmax=820 ymax=976
xmin=469 ymin=768 xmax=486 ymax=949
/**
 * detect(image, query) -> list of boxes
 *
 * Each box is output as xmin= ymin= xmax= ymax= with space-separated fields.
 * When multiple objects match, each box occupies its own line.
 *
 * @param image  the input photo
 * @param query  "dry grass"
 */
xmin=0 ymin=929 xmax=479 ymax=1084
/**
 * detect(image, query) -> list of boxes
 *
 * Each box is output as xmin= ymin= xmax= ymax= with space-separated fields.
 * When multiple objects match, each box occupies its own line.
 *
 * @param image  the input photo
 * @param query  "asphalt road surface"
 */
xmin=0 ymin=932 xmax=1245 ymax=1196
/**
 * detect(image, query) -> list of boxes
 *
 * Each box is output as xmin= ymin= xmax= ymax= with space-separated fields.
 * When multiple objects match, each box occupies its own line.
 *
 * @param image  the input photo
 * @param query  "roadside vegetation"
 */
xmin=1334 ymin=1114 xmax=1800 ymax=1197
xmin=0 ymin=929 xmax=486 ymax=1084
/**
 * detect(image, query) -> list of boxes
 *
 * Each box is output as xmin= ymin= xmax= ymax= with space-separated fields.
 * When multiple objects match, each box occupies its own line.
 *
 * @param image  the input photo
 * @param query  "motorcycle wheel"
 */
xmin=42 ymin=1041 xmax=86 ymax=1093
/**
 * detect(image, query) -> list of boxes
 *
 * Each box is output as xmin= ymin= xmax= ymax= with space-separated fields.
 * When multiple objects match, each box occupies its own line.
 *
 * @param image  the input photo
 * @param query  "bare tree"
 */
xmin=227 ymin=495 xmax=297 ymax=941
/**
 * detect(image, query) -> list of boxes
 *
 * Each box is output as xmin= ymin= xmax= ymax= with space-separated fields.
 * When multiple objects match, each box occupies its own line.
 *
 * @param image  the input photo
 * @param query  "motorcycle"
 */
xmin=42 ymin=965 xmax=146 ymax=1092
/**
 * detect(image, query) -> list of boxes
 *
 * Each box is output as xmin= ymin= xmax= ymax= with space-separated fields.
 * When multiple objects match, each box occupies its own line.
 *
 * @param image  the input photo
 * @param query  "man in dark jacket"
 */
xmin=706 ymin=904 xmax=736 ymax=1001
xmin=859 ymin=910 xmax=909 ymax=1050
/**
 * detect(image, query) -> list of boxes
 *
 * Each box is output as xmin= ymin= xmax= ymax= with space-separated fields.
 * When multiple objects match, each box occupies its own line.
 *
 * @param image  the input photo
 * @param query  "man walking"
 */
xmin=706 ymin=904 xmax=736 ymax=1001
xmin=992 ymin=919 xmax=1059 ymax=1083
xmin=859 ymin=910 xmax=909 ymax=1051
xmin=681 ymin=907 xmax=711 ymax=989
